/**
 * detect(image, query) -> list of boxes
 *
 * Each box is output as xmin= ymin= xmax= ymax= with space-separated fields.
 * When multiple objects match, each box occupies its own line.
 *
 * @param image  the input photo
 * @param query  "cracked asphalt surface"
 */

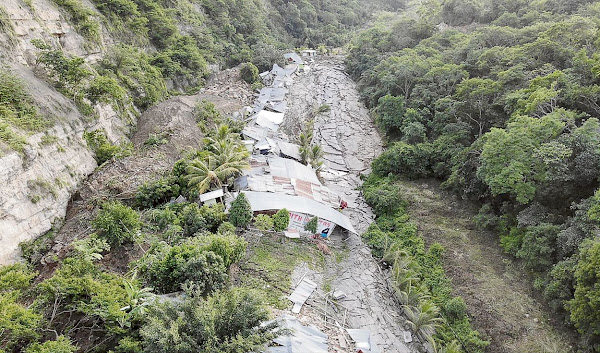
xmin=282 ymin=56 xmax=416 ymax=353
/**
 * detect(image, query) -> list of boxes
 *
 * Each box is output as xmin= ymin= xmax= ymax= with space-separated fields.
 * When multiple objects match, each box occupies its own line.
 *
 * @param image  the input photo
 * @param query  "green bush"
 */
xmin=25 ymin=336 xmax=78 ymax=353
xmin=99 ymin=46 xmax=167 ymax=109
xmin=84 ymin=130 xmax=129 ymax=164
xmin=135 ymin=176 xmax=181 ymax=208
xmin=229 ymin=193 xmax=253 ymax=228
xmin=444 ymin=297 xmax=467 ymax=321
xmin=51 ymin=0 xmax=101 ymax=42
xmin=363 ymin=177 xmax=406 ymax=215
xmin=272 ymin=208 xmax=290 ymax=231
xmin=39 ymin=258 xmax=133 ymax=335
xmin=197 ymin=203 xmax=228 ymax=232
xmin=0 ymin=70 xmax=47 ymax=133
xmin=92 ymin=201 xmax=141 ymax=246
xmin=136 ymin=242 xmax=227 ymax=294
xmin=217 ymin=221 xmax=236 ymax=235
xmin=188 ymin=233 xmax=247 ymax=268
xmin=254 ymin=214 xmax=274 ymax=231
xmin=147 ymin=207 xmax=179 ymax=231
xmin=0 ymin=263 xmax=37 ymax=292
xmin=240 ymin=62 xmax=259 ymax=83
xmin=372 ymin=141 xmax=433 ymax=179
xmin=193 ymin=100 xmax=221 ymax=129
xmin=180 ymin=203 xmax=208 ymax=236
xmin=85 ymin=75 xmax=126 ymax=105
xmin=141 ymin=288 xmax=275 ymax=353
xmin=304 ymin=217 xmax=318 ymax=234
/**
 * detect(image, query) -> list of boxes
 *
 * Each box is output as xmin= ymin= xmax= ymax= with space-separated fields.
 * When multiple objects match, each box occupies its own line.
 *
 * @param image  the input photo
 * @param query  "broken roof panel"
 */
xmin=254 ymin=110 xmax=284 ymax=124
xmin=276 ymin=140 xmax=301 ymax=160
xmin=346 ymin=329 xmax=382 ymax=353
xmin=265 ymin=315 xmax=328 ymax=353
xmin=242 ymin=126 xmax=267 ymax=141
xmin=284 ymin=52 xmax=304 ymax=65
xmin=242 ymin=191 xmax=356 ymax=233
xmin=199 ymin=189 xmax=223 ymax=202
xmin=289 ymin=278 xmax=317 ymax=313
xmin=268 ymin=156 xmax=320 ymax=185
xmin=268 ymin=101 xmax=287 ymax=113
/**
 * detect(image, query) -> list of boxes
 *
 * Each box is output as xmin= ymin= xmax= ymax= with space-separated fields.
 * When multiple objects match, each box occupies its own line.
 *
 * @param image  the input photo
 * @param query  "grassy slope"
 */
xmin=395 ymin=178 xmax=573 ymax=353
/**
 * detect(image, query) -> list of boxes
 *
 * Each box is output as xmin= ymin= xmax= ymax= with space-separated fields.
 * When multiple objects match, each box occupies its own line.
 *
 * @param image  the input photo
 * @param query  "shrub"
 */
xmin=304 ymin=217 xmax=318 ymax=234
xmin=363 ymin=178 xmax=406 ymax=215
xmin=25 ymin=336 xmax=78 ymax=353
xmin=229 ymin=193 xmax=253 ymax=228
xmin=38 ymin=258 xmax=132 ymax=335
xmin=51 ymin=0 xmax=101 ymax=42
xmin=240 ymin=62 xmax=259 ymax=83
xmin=217 ymin=221 xmax=236 ymax=235
xmin=0 ymin=263 xmax=37 ymax=292
xmin=180 ymin=203 xmax=208 ymax=236
xmin=99 ymin=46 xmax=167 ymax=109
xmin=444 ymin=297 xmax=467 ymax=321
xmin=272 ymin=208 xmax=290 ymax=231
xmin=136 ymin=242 xmax=227 ymax=294
xmin=372 ymin=141 xmax=433 ymax=179
xmin=254 ymin=214 xmax=274 ymax=231
xmin=0 ymin=292 xmax=42 ymax=351
xmin=85 ymin=75 xmax=126 ymax=104
xmin=193 ymin=100 xmax=221 ymax=129
xmin=0 ymin=70 xmax=47 ymax=133
xmin=147 ymin=207 xmax=179 ymax=231
xmin=135 ymin=176 xmax=181 ymax=208
xmin=141 ymin=288 xmax=275 ymax=353
xmin=84 ymin=130 xmax=128 ymax=164
xmin=92 ymin=201 xmax=141 ymax=246
xmin=198 ymin=203 xmax=228 ymax=232
xmin=188 ymin=233 xmax=247 ymax=267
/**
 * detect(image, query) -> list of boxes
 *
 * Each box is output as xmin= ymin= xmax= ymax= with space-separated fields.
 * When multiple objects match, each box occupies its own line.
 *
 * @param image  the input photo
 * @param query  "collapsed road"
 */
xmin=281 ymin=56 xmax=416 ymax=353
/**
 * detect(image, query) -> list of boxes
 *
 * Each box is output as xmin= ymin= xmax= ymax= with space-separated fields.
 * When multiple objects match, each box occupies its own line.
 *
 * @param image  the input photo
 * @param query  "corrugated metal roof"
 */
xmin=277 ymin=140 xmax=301 ymax=160
xmin=265 ymin=314 xmax=328 ymax=353
xmin=268 ymin=156 xmax=320 ymax=185
xmin=242 ymin=191 xmax=356 ymax=233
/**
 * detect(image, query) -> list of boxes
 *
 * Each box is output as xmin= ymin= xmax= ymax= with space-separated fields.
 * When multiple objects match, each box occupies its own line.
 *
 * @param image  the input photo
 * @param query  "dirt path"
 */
xmin=283 ymin=57 xmax=417 ymax=353
xmin=395 ymin=179 xmax=573 ymax=353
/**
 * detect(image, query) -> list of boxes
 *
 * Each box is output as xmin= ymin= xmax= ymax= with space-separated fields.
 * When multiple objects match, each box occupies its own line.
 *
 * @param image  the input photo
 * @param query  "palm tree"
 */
xmin=404 ymin=301 xmax=443 ymax=343
xmin=298 ymin=131 xmax=312 ymax=165
xmin=186 ymin=154 xmax=249 ymax=194
xmin=431 ymin=340 xmax=461 ymax=353
xmin=209 ymin=139 xmax=249 ymax=166
xmin=309 ymin=145 xmax=324 ymax=171
xmin=203 ymin=124 xmax=239 ymax=150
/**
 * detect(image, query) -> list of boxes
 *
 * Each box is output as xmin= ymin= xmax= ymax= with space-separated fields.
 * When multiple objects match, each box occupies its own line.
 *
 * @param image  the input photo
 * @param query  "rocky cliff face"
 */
xmin=0 ymin=0 xmax=129 ymax=264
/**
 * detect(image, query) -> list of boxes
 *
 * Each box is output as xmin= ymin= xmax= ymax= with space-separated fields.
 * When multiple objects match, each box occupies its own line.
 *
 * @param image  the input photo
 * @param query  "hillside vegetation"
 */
xmin=0 ymin=0 xmax=401 ymax=154
xmin=347 ymin=0 xmax=600 ymax=351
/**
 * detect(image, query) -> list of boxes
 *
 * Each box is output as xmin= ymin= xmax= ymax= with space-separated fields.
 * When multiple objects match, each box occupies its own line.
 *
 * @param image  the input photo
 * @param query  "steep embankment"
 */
xmin=396 ymin=179 xmax=573 ymax=352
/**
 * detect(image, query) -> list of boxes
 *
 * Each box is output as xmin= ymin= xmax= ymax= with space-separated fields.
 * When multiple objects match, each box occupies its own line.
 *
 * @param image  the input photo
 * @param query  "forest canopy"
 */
xmin=347 ymin=0 xmax=600 ymax=350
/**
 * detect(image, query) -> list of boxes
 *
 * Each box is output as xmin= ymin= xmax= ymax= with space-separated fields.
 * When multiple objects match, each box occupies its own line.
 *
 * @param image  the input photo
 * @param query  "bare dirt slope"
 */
xmin=396 ymin=179 xmax=574 ymax=353
xmin=34 ymin=67 xmax=253 ymax=274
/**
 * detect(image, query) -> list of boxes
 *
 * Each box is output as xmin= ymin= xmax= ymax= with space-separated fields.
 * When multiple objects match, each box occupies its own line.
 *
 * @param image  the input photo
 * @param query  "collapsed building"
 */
xmin=231 ymin=52 xmax=355 ymax=237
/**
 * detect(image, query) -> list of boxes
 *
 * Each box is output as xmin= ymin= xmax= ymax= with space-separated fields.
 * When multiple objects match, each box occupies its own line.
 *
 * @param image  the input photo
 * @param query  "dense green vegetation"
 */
xmin=0 ymin=121 xmax=279 ymax=352
xmin=348 ymin=0 xmax=600 ymax=350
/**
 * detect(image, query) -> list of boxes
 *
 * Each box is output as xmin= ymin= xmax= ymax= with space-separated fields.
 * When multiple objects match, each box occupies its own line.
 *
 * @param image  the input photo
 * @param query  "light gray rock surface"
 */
xmin=284 ymin=57 xmax=416 ymax=353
